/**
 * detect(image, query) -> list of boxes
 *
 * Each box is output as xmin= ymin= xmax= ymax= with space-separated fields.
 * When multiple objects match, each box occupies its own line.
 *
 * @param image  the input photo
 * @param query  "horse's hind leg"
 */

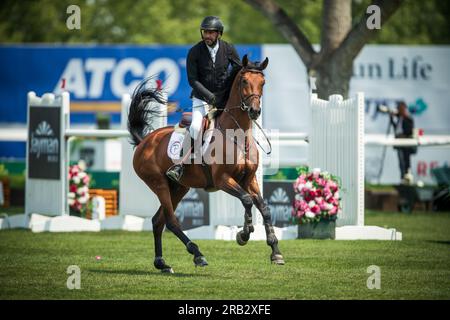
xmin=247 ymin=177 xmax=285 ymax=265
xmin=152 ymin=206 xmax=174 ymax=273
xmin=152 ymin=182 xmax=191 ymax=273
xmin=147 ymin=175 xmax=208 ymax=268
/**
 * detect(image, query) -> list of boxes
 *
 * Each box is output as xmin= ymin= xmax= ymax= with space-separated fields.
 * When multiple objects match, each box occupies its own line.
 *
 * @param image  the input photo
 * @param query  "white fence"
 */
xmin=9 ymin=90 xmax=402 ymax=239
xmin=22 ymin=91 xmax=263 ymax=235
xmin=310 ymin=93 xmax=365 ymax=227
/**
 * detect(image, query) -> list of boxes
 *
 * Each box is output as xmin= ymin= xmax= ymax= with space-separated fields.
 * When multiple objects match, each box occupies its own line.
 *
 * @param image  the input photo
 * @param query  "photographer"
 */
xmin=389 ymin=101 xmax=416 ymax=182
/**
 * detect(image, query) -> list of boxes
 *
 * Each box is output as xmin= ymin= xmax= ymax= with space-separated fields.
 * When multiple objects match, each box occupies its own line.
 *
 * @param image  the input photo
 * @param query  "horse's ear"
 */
xmin=259 ymin=57 xmax=269 ymax=70
xmin=242 ymin=54 xmax=248 ymax=68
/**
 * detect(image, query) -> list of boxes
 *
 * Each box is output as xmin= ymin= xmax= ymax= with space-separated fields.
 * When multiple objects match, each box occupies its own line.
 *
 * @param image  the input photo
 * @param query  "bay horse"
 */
xmin=127 ymin=54 xmax=284 ymax=273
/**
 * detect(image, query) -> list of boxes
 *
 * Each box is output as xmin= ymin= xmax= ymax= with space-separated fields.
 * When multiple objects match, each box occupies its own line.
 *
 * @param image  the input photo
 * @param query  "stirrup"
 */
xmin=166 ymin=164 xmax=183 ymax=182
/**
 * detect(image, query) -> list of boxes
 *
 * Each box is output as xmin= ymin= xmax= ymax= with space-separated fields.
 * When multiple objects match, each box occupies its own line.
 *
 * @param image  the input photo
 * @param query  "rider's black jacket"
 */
xmin=186 ymin=39 xmax=241 ymax=107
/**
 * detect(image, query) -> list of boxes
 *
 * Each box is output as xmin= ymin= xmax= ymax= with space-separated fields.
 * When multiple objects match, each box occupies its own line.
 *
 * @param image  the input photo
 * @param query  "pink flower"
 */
xmin=293 ymin=169 xmax=341 ymax=222
xmin=71 ymin=165 xmax=79 ymax=174
xmin=329 ymin=181 xmax=338 ymax=192
xmin=300 ymin=201 xmax=309 ymax=212
xmin=311 ymin=205 xmax=320 ymax=214
xmin=297 ymin=210 xmax=305 ymax=218
xmin=329 ymin=206 xmax=338 ymax=215
xmin=317 ymin=178 xmax=326 ymax=187
xmin=329 ymin=197 xmax=338 ymax=206
xmin=319 ymin=202 xmax=329 ymax=211
xmin=324 ymin=187 xmax=332 ymax=200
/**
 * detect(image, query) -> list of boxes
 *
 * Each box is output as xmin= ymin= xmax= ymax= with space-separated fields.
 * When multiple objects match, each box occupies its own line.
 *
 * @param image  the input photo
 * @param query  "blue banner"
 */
xmin=0 ymin=44 xmax=260 ymax=159
xmin=0 ymin=44 xmax=261 ymax=125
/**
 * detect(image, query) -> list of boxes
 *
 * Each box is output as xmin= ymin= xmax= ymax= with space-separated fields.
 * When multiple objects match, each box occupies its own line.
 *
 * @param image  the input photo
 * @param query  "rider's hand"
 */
xmin=207 ymin=94 xmax=216 ymax=105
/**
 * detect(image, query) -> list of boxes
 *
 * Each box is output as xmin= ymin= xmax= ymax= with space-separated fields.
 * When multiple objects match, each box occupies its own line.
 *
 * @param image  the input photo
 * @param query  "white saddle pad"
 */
xmin=167 ymin=130 xmax=185 ymax=160
xmin=167 ymin=120 xmax=215 ymax=161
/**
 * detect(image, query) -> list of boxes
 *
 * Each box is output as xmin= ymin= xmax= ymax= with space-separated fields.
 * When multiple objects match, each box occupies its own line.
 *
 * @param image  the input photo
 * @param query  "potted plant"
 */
xmin=68 ymin=160 xmax=90 ymax=218
xmin=292 ymin=167 xmax=342 ymax=239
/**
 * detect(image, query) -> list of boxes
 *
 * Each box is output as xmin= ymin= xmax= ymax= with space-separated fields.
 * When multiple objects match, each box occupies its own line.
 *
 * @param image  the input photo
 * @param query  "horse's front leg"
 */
xmin=216 ymin=174 xmax=254 ymax=246
xmin=247 ymin=177 xmax=285 ymax=265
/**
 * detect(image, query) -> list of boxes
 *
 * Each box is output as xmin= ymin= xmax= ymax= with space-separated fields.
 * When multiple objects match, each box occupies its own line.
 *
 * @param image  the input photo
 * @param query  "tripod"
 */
xmin=376 ymin=115 xmax=394 ymax=184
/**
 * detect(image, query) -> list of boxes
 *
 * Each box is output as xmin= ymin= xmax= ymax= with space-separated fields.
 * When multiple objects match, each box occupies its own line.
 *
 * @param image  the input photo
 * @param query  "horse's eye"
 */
xmin=242 ymin=79 xmax=248 ymax=86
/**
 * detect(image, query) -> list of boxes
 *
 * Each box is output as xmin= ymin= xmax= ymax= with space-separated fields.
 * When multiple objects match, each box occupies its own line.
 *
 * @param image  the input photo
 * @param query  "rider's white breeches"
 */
xmin=189 ymin=97 xmax=209 ymax=140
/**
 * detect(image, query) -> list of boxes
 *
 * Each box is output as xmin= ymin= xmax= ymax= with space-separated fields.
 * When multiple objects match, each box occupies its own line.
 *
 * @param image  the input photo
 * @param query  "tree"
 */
xmin=244 ymin=0 xmax=404 ymax=99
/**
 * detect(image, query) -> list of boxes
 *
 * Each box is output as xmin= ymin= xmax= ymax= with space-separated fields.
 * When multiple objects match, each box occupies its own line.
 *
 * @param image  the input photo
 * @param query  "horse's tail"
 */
xmin=127 ymin=77 xmax=166 ymax=147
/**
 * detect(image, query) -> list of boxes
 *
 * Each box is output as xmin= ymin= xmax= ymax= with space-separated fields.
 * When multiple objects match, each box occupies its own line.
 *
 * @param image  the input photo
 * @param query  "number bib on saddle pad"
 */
xmin=167 ymin=119 xmax=215 ymax=161
xmin=167 ymin=130 xmax=185 ymax=160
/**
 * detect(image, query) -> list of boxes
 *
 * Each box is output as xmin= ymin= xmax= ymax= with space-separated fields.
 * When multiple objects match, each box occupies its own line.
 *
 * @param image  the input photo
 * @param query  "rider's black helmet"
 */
xmin=200 ymin=16 xmax=224 ymax=34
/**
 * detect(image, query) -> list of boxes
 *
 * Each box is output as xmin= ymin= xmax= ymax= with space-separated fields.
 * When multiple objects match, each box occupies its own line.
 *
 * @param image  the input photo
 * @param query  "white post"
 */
xmin=309 ymin=92 xmax=365 ymax=227
xmin=26 ymin=91 xmax=70 ymax=216
xmin=253 ymin=110 xmax=264 ymax=226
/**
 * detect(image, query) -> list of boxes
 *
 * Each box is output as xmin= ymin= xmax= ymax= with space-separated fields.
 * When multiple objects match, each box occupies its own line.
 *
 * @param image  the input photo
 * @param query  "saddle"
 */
xmin=174 ymin=105 xmax=219 ymax=142
xmin=178 ymin=112 xmax=210 ymax=132
xmin=177 ymin=104 xmax=219 ymax=130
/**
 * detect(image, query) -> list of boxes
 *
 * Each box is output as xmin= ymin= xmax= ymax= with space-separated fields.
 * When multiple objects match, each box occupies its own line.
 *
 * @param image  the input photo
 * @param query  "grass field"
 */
xmin=0 ymin=210 xmax=449 ymax=300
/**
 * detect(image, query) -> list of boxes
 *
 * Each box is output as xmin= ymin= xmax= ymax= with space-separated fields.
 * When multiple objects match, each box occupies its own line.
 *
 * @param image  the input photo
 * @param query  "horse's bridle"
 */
xmin=238 ymin=69 xmax=263 ymax=111
xmin=218 ymin=68 xmax=272 ymax=155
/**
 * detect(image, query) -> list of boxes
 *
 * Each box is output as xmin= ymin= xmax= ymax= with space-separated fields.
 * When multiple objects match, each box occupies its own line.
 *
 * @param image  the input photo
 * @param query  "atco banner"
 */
xmin=0 ymin=44 xmax=261 ymax=125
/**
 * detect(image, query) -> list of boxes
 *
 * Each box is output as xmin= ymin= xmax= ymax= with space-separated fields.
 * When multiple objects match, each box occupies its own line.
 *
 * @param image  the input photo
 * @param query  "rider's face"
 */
xmin=201 ymin=30 xmax=219 ymax=47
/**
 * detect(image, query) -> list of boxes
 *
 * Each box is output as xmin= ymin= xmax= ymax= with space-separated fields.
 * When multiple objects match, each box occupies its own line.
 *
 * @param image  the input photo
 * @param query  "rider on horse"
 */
xmin=166 ymin=16 xmax=241 ymax=182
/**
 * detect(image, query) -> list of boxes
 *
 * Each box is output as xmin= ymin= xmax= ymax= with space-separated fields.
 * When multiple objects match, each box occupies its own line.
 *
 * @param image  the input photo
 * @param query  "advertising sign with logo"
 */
xmin=0 ymin=45 xmax=260 ymax=125
xmin=263 ymin=181 xmax=295 ymax=228
xmin=175 ymin=188 xmax=210 ymax=230
xmin=28 ymin=107 xmax=61 ymax=180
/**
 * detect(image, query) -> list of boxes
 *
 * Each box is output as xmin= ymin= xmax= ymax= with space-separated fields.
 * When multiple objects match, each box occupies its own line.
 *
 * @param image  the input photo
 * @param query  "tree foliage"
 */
xmin=0 ymin=0 xmax=448 ymax=44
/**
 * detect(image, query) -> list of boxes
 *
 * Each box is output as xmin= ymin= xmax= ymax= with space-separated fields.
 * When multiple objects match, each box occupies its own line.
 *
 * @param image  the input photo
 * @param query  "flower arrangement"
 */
xmin=292 ymin=167 xmax=342 ymax=225
xmin=68 ymin=160 xmax=90 ymax=217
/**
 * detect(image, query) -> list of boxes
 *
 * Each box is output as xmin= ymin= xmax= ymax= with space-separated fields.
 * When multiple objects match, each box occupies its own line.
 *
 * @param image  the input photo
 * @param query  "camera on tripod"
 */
xmin=377 ymin=105 xmax=398 ymax=116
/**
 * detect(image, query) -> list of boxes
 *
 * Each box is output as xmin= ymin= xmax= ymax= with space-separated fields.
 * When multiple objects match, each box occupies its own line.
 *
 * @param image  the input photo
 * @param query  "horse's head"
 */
xmin=238 ymin=54 xmax=268 ymax=120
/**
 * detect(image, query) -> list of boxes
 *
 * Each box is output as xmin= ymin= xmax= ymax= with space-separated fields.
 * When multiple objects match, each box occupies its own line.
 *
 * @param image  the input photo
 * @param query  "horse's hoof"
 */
xmin=161 ymin=267 xmax=174 ymax=274
xmin=271 ymin=254 xmax=285 ymax=265
xmin=154 ymin=257 xmax=173 ymax=272
xmin=194 ymin=256 xmax=208 ymax=267
xmin=236 ymin=230 xmax=249 ymax=246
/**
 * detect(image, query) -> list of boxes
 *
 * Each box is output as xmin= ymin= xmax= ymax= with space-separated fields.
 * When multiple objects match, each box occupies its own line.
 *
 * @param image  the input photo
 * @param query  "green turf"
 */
xmin=0 ymin=211 xmax=449 ymax=300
